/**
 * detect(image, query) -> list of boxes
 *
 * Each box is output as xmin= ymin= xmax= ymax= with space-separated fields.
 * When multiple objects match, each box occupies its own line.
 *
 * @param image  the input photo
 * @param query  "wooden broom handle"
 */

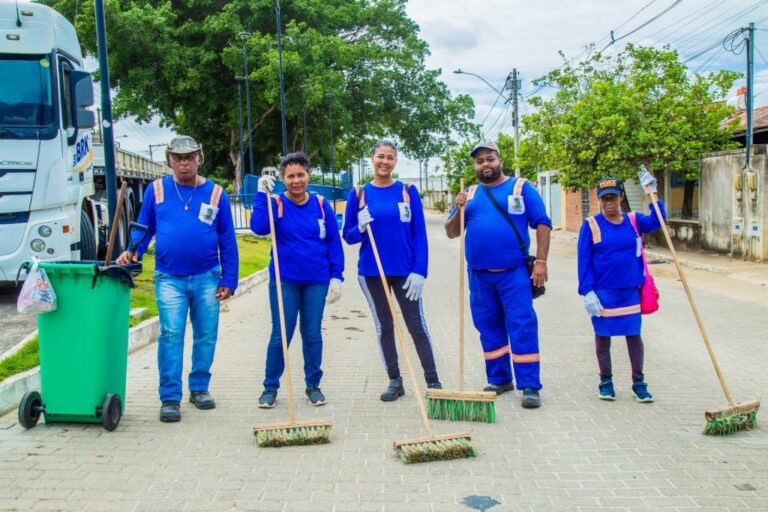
xmin=458 ymin=178 xmax=466 ymax=392
xmin=266 ymin=190 xmax=297 ymax=423
xmin=646 ymin=185 xmax=734 ymax=406
xmin=366 ymin=224 xmax=434 ymax=438
xmin=103 ymin=180 xmax=128 ymax=267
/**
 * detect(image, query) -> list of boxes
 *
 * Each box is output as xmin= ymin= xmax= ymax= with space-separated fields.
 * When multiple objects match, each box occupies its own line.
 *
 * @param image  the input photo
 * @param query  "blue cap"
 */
xmin=596 ymin=177 xmax=622 ymax=198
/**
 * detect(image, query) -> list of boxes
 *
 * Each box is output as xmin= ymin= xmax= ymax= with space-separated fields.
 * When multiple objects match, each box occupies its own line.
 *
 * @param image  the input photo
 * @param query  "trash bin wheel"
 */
xmin=18 ymin=391 xmax=43 ymax=429
xmin=101 ymin=393 xmax=122 ymax=431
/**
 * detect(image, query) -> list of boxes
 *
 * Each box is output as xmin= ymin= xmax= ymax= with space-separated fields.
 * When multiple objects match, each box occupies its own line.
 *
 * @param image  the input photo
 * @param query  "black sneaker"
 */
xmin=483 ymin=382 xmax=515 ymax=395
xmin=380 ymin=378 xmax=405 ymax=402
xmin=189 ymin=391 xmax=216 ymax=410
xmin=160 ymin=401 xmax=180 ymax=422
xmin=522 ymin=388 xmax=541 ymax=408
xmin=427 ymin=381 xmax=443 ymax=390
xmin=258 ymin=389 xmax=277 ymax=409
xmin=305 ymin=387 xmax=327 ymax=406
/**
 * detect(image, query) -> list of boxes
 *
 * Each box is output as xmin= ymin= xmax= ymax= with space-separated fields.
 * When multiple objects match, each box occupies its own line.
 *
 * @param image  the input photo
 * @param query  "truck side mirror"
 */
xmin=70 ymin=70 xmax=95 ymax=129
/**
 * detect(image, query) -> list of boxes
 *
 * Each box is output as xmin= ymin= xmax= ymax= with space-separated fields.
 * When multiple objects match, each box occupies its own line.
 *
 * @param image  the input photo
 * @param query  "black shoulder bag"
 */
xmin=480 ymin=184 xmax=545 ymax=299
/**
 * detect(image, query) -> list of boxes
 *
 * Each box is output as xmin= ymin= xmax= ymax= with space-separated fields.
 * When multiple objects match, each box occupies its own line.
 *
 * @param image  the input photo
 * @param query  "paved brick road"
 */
xmin=0 ymin=214 xmax=766 ymax=511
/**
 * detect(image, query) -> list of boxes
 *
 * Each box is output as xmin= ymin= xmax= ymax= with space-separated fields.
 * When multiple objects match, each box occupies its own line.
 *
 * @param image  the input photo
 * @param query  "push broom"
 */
xmin=426 ymin=179 xmax=496 ymax=422
xmin=365 ymin=224 xmax=475 ymax=464
xmin=252 ymin=189 xmax=332 ymax=447
xmin=641 ymin=165 xmax=759 ymax=435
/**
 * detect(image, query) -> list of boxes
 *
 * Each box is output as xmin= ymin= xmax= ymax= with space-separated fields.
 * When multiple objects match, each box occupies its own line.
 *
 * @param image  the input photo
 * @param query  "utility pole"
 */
xmin=276 ymin=0 xmax=288 ymax=156
xmin=94 ymin=0 xmax=119 ymax=261
xmin=239 ymin=32 xmax=255 ymax=175
xmin=510 ymin=68 xmax=520 ymax=178
xmin=325 ymin=93 xmax=336 ymax=211
xmin=745 ymin=22 xmax=755 ymax=169
xmin=235 ymin=76 xmax=246 ymax=181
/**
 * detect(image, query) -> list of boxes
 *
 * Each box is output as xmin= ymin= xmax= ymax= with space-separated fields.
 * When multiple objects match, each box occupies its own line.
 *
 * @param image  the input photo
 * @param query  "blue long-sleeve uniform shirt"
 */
xmin=251 ymin=192 xmax=344 ymax=285
xmin=449 ymin=178 xmax=552 ymax=270
xmin=342 ymin=181 xmax=428 ymax=277
xmin=577 ymin=201 xmax=666 ymax=296
xmin=131 ymin=176 xmax=239 ymax=292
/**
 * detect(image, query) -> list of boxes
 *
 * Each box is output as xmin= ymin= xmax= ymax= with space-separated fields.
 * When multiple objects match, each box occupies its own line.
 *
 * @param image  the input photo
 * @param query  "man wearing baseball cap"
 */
xmin=445 ymin=141 xmax=552 ymax=408
xmin=117 ymin=135 xmax=239 ymax=422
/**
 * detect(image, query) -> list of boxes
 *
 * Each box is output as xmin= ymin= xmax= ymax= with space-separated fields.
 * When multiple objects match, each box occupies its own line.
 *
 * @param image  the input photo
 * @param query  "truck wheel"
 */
xmin=80 ymin=211 xmax=97 ymax=261
xmin=101 ymin=393 xmax=122 ymax=431
xmin=18 ymin=391 xmax=43 ymax=429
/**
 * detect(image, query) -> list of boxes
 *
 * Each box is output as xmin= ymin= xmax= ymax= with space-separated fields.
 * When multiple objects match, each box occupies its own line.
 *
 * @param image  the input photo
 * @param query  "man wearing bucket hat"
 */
xmin=445 ymin=141 xmax=552 ymax=409
xmin=117 ymin=135 xmax=239 ymax=422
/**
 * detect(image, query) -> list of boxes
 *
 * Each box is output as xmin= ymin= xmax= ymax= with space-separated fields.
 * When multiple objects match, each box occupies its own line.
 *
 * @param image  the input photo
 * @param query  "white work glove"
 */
xmin=326 ymin=278 xmax=342 ymax=304
xmin=402 ymin=273 xmax=426 ymax=301
xmin=638 ymin=165 xmax=657 ymax=194
xmin=358 ymin=206 xmax=374 ymax=233
xmin=583 ymin=291 xmax=603 ymax=317
xmin=258 ymin=175 xmax=275 ymax=194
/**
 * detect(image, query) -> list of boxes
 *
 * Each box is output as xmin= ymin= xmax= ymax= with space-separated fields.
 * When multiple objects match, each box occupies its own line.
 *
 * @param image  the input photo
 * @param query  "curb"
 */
xmin=0 ymin=268 xmax=269 ymax=418
xmin=644 ymin=250 xmax=729 ymax=274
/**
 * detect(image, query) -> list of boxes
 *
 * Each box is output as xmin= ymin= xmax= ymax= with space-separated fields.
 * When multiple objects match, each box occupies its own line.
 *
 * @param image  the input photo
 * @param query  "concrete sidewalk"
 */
xmin=0 ymin=214 xmax=765 ymax=511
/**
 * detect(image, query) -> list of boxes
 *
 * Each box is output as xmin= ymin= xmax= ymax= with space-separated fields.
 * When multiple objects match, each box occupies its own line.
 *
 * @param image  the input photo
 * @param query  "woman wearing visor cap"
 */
xmin=577 ymin=170 xmax=665 ymax=403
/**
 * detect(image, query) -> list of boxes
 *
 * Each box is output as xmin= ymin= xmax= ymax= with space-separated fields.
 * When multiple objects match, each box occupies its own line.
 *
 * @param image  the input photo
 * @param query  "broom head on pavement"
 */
xmin=253 ymin=419 xmax=333 ymax=447
xmin=393 ymin=432 xmax=476 ymax=464
xmin=426 ymin=389 xmax=497 ymax=423
xmin=703 ymin=400 xmax=760 ymax=436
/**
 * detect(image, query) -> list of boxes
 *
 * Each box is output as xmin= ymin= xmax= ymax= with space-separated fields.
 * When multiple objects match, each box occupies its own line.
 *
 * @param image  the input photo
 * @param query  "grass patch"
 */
xmin=0 ymin=335 xmax=39 ymax=383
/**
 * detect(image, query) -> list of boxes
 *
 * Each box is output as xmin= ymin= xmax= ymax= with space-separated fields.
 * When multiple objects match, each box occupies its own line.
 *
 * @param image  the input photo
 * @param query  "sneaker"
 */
xmin=189 ymin=391 xmax=216 ymax=410
xmin=258 ymin=389 xmax=277 ymax=409
xmin=160 ymin=401 xmax=181 ymax=422
xmin=598 ymin=378 xmax=616 ymax=401
xmin=305 ymin=387 xmax=326 ymax=406
xmin=380 ymin=378 xmax=405 ymax=402
xmin=632 ymin=380 xmax=654 ymax=403
xmin=483 ymin=381 xmax=515 ymax=395
xmin=427 ymin=381 xmax=443 ymax=390
xmin=521 ymin=388 xmax=541 ymax=408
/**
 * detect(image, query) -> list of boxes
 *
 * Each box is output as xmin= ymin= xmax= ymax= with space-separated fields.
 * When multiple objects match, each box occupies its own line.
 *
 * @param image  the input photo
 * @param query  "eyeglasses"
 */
xmin=169 ymin=153 xmax=198 ymax=163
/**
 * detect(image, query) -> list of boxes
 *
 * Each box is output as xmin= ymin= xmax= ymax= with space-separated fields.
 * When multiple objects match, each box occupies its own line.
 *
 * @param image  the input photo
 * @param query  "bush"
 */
xmin=433 ymin=198 xmax=448 ymax=213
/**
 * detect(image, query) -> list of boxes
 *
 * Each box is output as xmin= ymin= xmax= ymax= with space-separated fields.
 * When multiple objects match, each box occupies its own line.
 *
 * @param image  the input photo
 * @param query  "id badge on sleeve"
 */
xmin=198 ymin=202 xmax=218 ymax=225
xmin=318 ymin=219 xmax=327 ymax=239
xmin=398 ymin=202 xmax=412 ymax=222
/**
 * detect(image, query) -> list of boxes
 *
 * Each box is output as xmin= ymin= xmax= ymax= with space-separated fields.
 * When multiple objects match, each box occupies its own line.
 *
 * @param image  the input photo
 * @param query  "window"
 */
xmin=59 ymin=59 xmax=74 ymax=142
xmin=667 ymin=171 xmax=699 ymax=220
xmin=0 ymin=56 xmax=54 ymax=130
xmin=581 ymin=187 xmax=591 ymax=219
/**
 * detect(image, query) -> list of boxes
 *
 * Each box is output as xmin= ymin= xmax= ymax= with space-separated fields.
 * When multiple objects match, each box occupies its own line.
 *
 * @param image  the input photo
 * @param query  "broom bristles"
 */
xmin=255 ymin=424 xmax=331 ymax=447
xmin=426 ymin=396 xmax=496 ymax=423
xmin=396 ymin=437 xmax=476 ymax=464
xmin=703 ymin=411 xmax=758 ymax=436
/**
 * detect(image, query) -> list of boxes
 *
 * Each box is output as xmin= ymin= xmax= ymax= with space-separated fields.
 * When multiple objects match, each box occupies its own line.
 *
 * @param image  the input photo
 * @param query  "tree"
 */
xmin=44 ymin=0 xmax=476 ymax=189
xmin=524 ymin=44 xmax=740 ymax=217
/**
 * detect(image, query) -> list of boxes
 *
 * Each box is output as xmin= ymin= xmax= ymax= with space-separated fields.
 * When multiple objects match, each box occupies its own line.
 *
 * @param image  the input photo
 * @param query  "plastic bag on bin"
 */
xmin=17 ymin=259 xmax=57 ymax=313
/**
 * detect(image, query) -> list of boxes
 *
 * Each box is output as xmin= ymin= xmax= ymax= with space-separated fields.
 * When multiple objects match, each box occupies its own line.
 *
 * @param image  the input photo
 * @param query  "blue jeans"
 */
xmin=155 ymin=268 xmax=221 ymax=403
xmin=264 ymin=280 xmax=328 ymax=391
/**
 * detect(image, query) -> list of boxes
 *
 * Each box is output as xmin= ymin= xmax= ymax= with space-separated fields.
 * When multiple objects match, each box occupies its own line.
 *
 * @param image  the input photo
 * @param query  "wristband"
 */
xmin=535 ymin=259 xmax=547 ymax=264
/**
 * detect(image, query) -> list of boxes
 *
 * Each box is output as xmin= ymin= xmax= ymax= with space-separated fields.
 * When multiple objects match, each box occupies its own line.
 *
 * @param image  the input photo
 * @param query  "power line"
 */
xmin=598 ymin=0 xmax=683 ymax=53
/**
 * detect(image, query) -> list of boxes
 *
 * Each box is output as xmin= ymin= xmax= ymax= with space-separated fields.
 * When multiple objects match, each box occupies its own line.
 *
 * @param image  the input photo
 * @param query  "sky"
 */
xmin=104 ymin=0 xmax=768 ymax=178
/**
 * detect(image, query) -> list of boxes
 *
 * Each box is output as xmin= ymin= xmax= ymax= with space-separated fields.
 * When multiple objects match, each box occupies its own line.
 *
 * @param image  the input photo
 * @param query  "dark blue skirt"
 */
xmin=591 ymin=287 xmax=641 ymax=337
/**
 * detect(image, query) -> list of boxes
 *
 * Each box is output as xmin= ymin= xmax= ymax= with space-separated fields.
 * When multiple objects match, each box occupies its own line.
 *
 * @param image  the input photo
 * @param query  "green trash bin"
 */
xmin=17 ymin=261 xmax=141 ymax=431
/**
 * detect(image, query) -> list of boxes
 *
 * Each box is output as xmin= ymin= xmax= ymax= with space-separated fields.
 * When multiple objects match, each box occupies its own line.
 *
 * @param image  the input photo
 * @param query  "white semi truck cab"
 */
xmin=0 ymin=0 xmax=166 ymax=282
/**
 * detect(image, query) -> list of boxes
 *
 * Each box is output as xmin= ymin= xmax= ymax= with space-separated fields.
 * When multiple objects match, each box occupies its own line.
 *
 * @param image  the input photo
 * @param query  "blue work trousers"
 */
xmin=155 ymin=268 xmax=221 ymax=403
xmin=468 ymin=266 xmax=541 ymax=389
xmin=263 ymin=280 xmax=329 ymax=391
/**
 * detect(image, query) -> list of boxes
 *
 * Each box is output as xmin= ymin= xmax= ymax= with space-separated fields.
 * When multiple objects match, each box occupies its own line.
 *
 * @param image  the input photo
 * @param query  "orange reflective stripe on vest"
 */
xmin=513 ymin=178 xmax=527 ymax=196
xmin=209 ymin=184 xmax=223 ymax=209
xmin=586 ymin=216 xmax=602 ymax=244
xmin=466 ymin=184 xmax=478 ymax=201
xmin=272 ymin=195 xmax=284 ymax=218
xmin=152 ymin=179 xmax=165 ymax=205
xmin=317 ymin=194 xmax=325 ymax=220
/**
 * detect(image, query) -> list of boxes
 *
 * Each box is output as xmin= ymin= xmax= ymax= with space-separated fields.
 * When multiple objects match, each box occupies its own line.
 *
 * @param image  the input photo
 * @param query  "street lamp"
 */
xmin=301 ymin=85 xmax=308 ymax=154
xmin=148 ymin=143 xmax=166 ymax=162
xmin=325 ymin=92 xmax=336 ymax=210
xmin=238 ymin=31 xmax=255 ymax=175
xmin=276 ymin=1 xmax=288 ymax=156
xmin=454 ymin=68 xmax=520 ymax=177
xmin=235 ymin=76 xmax=246 ymax=180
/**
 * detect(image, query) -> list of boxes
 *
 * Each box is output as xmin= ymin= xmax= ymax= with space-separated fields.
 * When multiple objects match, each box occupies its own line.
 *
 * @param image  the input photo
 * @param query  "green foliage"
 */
xmin=442 ymin=134 xmax=534 ymax=193
xmin=0 ymin=336 xmax=39 ymax=383
xmin=44 ymin=0 xmax=477 ymax=187
xmin=432 ymin=197 xmax=448 ymax=213
xmin=523 ymin=44 xmax=740 ymax=190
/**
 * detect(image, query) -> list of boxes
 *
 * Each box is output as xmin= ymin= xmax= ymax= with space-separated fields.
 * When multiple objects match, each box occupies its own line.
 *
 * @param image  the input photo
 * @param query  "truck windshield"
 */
xmin=0 ymin=56 xmax=55 ymax=138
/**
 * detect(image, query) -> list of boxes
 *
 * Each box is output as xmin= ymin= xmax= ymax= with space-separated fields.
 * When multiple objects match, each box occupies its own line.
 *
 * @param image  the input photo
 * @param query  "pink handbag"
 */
xmin=628 ymin=212 xmax=659 ymax=315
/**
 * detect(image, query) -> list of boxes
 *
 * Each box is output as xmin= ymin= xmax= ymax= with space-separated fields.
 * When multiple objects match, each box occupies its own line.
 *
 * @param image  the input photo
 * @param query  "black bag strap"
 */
xmin=480 ymin=183 xmax=528 ymax=256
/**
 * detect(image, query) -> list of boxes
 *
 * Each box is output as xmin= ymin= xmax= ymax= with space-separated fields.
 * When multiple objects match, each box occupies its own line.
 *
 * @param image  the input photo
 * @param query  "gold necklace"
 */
xmin=173 ymin=178 xmax=199 ymax=211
